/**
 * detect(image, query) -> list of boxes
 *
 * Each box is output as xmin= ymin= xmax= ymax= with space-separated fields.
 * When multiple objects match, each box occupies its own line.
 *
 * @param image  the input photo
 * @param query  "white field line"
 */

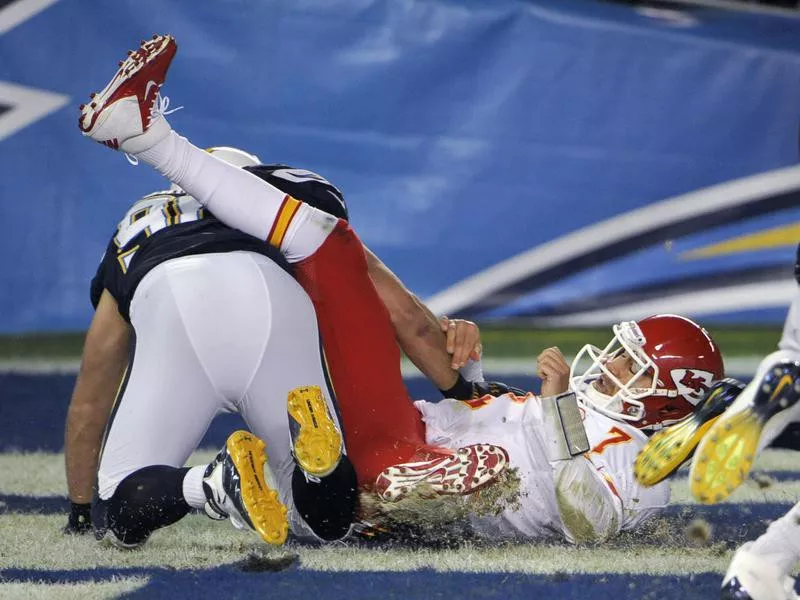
xmin=400 ymin=356 xmax=765 ymax=378
xmin=0 ymin=356 xmax=764 ymax=377
xmin=0 ymin=579 xmax=149 ymax=600
xmin=2 ymin=449 xmax=795 ymax=496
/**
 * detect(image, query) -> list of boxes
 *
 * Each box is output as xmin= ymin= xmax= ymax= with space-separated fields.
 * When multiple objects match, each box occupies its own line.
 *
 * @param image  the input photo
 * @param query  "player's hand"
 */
xmin=537 ymin=346 xmax=571 ymax=397
xmin=440 ymin=316 xmax=482 ymax=369
xmin=63 ymin=501 xmax=92 ymax=535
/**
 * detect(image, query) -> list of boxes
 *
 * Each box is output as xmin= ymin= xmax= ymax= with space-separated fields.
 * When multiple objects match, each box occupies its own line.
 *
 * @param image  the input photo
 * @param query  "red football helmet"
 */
xmin=569 ymin=314 xmax=725 ymax=432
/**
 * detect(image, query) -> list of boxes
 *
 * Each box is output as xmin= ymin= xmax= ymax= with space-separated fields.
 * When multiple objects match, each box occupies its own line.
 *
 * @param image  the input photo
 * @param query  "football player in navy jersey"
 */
xmin=65 ymin=146 xmax=363 ymax=548
xmin=67 ymin=35 xmax=516 ymax=547
xmin=66 ymin=131 xmax=511 ymax=548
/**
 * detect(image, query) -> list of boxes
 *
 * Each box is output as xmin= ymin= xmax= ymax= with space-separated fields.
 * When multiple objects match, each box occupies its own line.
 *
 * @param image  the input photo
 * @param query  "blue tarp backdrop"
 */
xmin=1 ymin=0 xmax=799 ymax=333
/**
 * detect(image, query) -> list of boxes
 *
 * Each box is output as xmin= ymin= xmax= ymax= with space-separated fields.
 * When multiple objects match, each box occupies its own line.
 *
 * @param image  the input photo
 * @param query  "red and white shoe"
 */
xmin=79 ymin=34 xmax=177 ymax=153
xmin=375 ymin=444 xmax=509 ymax=502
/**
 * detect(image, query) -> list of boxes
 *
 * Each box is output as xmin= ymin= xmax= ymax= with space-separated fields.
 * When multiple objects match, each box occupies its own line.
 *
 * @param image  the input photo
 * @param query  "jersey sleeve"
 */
xmin=89 ymin=237 xmax=118 ymax=309
xmin=414 ymin=398 xmax=477 ymax=446
xmin=554 ymin=455 xmax=624 ymax=544
xmin=243 ymin=164 xmax=349 ymax=221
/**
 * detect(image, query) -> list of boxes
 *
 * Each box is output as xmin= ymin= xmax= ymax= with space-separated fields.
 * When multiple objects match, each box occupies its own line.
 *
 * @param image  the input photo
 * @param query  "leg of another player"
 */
xmin=133 ymin=127 xmax=336 ymax=263
xmin=94 ymin=263 xmax=230 ymax=547
xmin=748 ymin=501 xmax=800 ymax=576
xmin=721 ymin=500 xmax=800 ymax=599
xmin=238 ymin=255 xmax=357 ymax=540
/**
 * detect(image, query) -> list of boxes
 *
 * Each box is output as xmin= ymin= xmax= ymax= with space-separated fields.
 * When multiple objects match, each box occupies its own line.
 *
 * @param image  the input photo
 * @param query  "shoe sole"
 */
xmin=79 ymin=34 xmax=177 ymax=135
xmin=634 ymin=412 xmax=721 ymax=487
xmin=690 ymin=410 xmax=760 ymax=504
xmin=226 ymin=431 xmax=289 ymax=545
xmin=376 ymin=443 xmax=509 ymax=502
xmin=288 ymin=385 xmax=343 ymax=478
xmin=691 ymin=365 xmax=800 ymax=504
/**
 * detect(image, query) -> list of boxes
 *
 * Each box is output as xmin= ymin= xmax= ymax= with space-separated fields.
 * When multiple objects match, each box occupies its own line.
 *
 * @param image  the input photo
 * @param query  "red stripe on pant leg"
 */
xmin=295 ymin=220 xmax=425 ymax=487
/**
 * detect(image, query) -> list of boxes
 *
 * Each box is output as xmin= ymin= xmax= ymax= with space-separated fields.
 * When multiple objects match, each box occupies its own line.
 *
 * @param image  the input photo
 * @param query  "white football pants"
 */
xmin=96 ymin=251 xmax=339 ymax=522
xmin=737 ymin=288 xmax=800 ymax=452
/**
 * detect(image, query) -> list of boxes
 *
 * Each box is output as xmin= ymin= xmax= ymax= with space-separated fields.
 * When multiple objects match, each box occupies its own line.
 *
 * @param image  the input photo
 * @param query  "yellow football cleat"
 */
xmin=635 ymin=378 xmax=744 ymax=487
xmin=691 ymin=361 xmax=800 ymax=505
xmin=203 ymin=430 xmax=289 ymax=545
xmin=288 ymin=385 xmax=344 ymax=478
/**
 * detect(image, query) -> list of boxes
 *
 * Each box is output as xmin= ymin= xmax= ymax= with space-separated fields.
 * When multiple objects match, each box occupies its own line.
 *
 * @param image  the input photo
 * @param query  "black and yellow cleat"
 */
xmin=203 ymin=430 xmax=289 ymax=546
xmin=634 ymin=378 xmax=744 ymax=487
xmin=690 ymin=361 xmax=800 ymax=505
xmin=288 ymin=385 xmax=344 ymax=479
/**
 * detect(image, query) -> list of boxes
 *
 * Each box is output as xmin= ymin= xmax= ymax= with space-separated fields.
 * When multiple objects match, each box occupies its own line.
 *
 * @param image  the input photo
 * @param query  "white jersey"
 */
xmin=416 ymin=393 xmax=670 ymax=542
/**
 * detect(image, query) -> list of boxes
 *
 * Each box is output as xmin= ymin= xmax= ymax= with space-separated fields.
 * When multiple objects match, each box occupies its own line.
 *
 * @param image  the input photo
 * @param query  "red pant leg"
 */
xmin=294 ymin=220 xmax=426 ymax=486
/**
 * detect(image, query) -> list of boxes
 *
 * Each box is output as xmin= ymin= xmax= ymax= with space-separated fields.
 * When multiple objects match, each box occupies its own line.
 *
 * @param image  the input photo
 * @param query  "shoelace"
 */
xmin=125 ymin=93 xmax=183 ymax=165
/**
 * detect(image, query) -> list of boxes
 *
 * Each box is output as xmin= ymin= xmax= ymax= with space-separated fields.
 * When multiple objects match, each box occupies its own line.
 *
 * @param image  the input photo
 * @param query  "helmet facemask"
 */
xmin=569 ymin=321 xmax=664 ymax=423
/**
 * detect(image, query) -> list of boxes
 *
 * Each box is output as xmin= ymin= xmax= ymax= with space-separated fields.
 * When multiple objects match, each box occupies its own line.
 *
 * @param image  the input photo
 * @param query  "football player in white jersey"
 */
xmin=417 ymin=314 xmax=724 ymax=543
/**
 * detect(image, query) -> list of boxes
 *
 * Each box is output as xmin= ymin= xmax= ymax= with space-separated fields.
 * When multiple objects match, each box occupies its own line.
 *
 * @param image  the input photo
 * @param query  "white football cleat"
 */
xmin=78 ymin=34 xmax=177 ymax=154
xmin=375 ymin=443 xmax=509 ymax=502
xmin=721 ymin=542 xmax=799 ymax=600
xmin=202 ymin=430 xmax=289 ymax=546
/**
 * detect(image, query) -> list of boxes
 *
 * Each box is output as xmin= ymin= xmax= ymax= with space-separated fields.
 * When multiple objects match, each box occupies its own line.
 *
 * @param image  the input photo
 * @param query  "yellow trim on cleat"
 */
xmin=634 ymin=413 xmax=721 ymax=487
xmin=226 ymin=431 xmax=289 ymax=545
xmin=689 ymin=409 xmax=762 ymax=505
xmin=287 ymin=386 xmax=343 ymax=478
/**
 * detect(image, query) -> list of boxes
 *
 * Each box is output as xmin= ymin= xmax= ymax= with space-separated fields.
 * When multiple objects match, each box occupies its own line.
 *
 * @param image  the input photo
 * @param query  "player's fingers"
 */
xmin=440 ymin=316 xmax=450 ymax=332
xmin=537 ymin=348 xmax=557 ymax=367
xmin=446 ymin=319 xmax=456 ymax=354
xmin=537 ymin=355 xmax=553 ymax=378
xmin=539 ymin=354 xmax=567 ymax=379
xmin=541 ymin=347 xmax=569 ymax=371
xmin=452 ymin=322 xmax=478 ymax=368
xmin=538 ymin=355 xmax=556 ymax=375
xmin=452 ymin=320 xmax=482 ymax=368
xmin=469 ymin=342 xmax=483 ymax=362
xmin=450 ymin=322 xmax=468 ymax=368
xmin=537 ymin=346 xmax=556 ymax=361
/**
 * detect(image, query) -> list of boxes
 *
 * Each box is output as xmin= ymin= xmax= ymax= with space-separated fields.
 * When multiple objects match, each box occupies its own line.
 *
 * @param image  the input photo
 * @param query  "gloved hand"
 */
xmin=440 ymin=373 xmax=528 ymax=401
xmin=63 ymin=501 xmax=92 ymax=535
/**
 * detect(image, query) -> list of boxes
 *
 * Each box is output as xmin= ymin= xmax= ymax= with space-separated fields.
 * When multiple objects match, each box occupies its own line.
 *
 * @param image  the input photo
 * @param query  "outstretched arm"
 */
xmin=363 ymin=246 xmax=460 ymax=391
xmin=64 ymin=290 xmax=131 ymax=530
xmin=363 ymin=246 xmax=527 ymax=400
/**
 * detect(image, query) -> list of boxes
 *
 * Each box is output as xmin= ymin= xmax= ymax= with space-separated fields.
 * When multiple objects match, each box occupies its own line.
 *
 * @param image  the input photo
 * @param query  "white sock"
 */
xmin=182 ymin=465 xmax=208 ymax=510
xmin=135 ymin=130 xmax=334 ymax=262
xmin=749 ymin=500 xmax=800 ymax=575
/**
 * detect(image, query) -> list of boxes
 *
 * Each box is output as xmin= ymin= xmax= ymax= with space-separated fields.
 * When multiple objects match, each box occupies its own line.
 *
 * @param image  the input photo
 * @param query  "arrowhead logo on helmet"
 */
xmin=671 ymin=369 xmax=715 ymax=405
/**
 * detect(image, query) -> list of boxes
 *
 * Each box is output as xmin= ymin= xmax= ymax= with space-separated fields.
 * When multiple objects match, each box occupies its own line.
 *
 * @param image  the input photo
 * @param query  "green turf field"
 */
xmin=0 ymin=326 xmax=783 ymax=360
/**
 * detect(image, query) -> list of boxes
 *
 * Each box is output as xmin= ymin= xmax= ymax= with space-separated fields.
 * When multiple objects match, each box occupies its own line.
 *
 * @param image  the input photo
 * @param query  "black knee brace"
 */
xmin=93 ymin=465 xmax=191 ymax=547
